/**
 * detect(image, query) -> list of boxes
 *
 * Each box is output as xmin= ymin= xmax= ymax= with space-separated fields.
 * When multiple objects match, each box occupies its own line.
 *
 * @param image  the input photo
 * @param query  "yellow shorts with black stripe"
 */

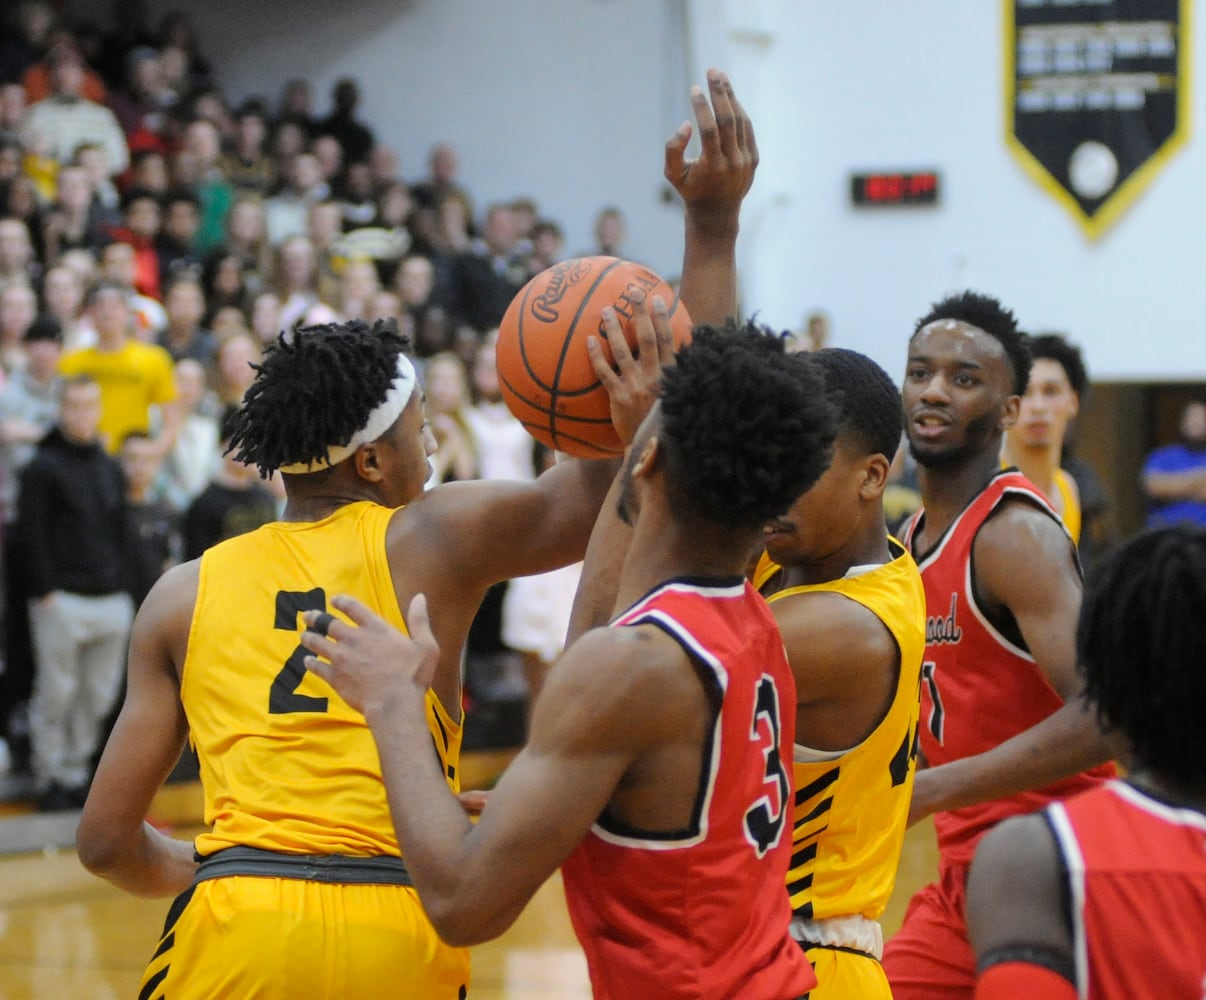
xmin=804 ymin=944 xmax=892 ymax=1000
xmin=139 ymin=875 xmax=470 ymax=999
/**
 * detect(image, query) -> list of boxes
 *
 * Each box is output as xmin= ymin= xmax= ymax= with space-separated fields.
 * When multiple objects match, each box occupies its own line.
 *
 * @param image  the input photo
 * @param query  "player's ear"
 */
xmin=1000 ymin=394 xmax=1021 ymax=431
xmin=631 ymin=434 xmax=660 ymax=479
xmin=859 ymin=453 xmax=891 ymax=500
xmin=354 ymin=443 xmax=384 ymax=482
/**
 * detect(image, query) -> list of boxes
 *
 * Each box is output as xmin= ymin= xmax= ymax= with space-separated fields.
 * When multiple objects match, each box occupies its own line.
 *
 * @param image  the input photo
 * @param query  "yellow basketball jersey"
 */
xmin=758 ymin=540 xmax=925 ymax=923
xmin=1054 ymin=467 xmax=1081 ymax=545
xmin=185 ymin=501 xmax=461 ymax=859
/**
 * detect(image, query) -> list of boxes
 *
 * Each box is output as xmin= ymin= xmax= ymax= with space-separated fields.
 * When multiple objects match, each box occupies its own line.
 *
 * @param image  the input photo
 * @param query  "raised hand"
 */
xmin=586 ymin=292 xmax=677 ymax=447
xmin=664 ymin=68 xmax=759 ymax=226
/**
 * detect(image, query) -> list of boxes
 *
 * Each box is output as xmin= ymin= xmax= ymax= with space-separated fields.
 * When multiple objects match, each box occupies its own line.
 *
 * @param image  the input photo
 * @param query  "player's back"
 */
xmin=1048 ymin=781 xmax=1206 ymax=998
xmin=184 ymin=501 xmax=461 ymax=859
xmin=561 ymin=576 xmax=814 ymax=1000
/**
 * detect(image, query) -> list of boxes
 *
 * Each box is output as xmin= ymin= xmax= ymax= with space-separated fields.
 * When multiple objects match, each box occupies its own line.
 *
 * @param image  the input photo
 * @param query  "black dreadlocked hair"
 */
xmin=657 ymin=321 xmax=836 ymax=531
xmin=1027 ymin=332 xmax=1088 ymax=396
xmin=1077 ymin=524 xmax=1206 ymax=784
xmin=912 ymin=290 xmax=1032 ymax=395
xmin=804 ymin=348 xmax=902 ymax=461
xmin=226 ymin=318 xmax=411 ymax=478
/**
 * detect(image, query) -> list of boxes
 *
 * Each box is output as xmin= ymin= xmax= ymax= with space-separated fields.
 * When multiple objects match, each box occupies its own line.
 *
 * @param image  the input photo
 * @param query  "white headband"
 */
xmin=278 ymin=354 xmax=418 ymax=474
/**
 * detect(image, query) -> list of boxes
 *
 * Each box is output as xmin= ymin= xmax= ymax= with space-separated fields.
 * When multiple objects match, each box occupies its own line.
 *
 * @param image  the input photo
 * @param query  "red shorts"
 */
xmin=881 ymin=860 xmax=976 ymax=1000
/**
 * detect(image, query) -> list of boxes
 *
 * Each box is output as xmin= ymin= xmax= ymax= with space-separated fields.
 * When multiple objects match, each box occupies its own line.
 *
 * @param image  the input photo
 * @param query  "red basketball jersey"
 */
xmin=560 ymin=577 xmax=816 ymax=1000
xmin=1047 ymin=781 xmax=1206 ymax=998
xmin=902 ymin=471 xmax=1113 ymax=865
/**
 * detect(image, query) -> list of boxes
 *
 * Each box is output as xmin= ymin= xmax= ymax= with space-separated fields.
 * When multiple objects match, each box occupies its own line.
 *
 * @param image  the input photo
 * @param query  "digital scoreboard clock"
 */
xmin=850 ymin=171 xmax=940 ymax=206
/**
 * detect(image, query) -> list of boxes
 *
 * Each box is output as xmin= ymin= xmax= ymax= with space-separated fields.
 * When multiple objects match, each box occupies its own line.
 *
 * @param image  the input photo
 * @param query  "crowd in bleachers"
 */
xmin=0 ymin=1 xmax=618 ymax=804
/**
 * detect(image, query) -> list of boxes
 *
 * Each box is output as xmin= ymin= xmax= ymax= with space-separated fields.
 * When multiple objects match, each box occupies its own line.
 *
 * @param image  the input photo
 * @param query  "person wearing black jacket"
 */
xmin=15 ymin=374 xmax=135 ymax=811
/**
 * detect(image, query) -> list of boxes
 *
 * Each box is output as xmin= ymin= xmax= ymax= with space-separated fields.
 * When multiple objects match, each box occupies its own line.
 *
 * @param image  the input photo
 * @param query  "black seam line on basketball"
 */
xmin=547 ymin=258 xmax=624 ymax=451
xmin=519 ymin=419 xmax=617 ymax=458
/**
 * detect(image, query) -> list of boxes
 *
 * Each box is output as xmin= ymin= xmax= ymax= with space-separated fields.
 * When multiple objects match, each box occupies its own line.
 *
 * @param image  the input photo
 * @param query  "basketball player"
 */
xmin=753 ymin=349 xmax=926 ymax=999
xmin=1000 ymin=332 xmax=1086 ymax=544
xmin=74 ymin=68 xmax=760 ymax=998
xmin=967 ymin=525 xmax=1206 ymax=999
xmin=881 ymin=291 xmax=1116 ymax=999
xmin=302 ymin=323 xmax=834 ymax=1000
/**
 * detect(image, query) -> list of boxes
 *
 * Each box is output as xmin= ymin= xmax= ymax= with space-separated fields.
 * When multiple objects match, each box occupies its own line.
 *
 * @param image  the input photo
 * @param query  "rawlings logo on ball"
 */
xmin=530 ymin=258 xmax=594 ymax=322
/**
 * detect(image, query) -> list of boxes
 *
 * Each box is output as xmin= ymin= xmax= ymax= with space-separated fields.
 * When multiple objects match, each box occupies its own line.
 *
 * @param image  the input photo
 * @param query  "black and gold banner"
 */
xmin=1005 ymin=0 xmax=1191 ymax=238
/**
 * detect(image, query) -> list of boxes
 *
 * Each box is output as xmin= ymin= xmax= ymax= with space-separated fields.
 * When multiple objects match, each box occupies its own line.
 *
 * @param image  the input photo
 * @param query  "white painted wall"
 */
xmin=689 ymin=0 xmax=1205 ymax=381
xmin=151 ymin=0 xmax=1204 ymax=380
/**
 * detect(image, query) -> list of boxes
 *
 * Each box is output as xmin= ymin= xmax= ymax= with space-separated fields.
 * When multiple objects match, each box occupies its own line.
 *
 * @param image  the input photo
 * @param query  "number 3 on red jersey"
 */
xmin=744 ymin=675 xmax=789 ymax=857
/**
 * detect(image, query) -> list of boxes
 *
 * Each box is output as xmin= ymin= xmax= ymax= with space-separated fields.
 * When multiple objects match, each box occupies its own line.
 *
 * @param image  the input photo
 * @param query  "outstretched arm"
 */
xmin=908 ymin=505 xmax=1113 ymax=825
xmin=670 ymin=69 xmax=759 ymax=327
xmin=303 ymin=594 xmax=654 ymax=946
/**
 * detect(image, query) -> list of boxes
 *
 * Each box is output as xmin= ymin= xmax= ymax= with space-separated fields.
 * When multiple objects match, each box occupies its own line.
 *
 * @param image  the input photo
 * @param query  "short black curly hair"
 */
xmin=657 ymin=321 xmax=836 ymax=530
xmin=1078 ymin=525 xmax=1206 ymax=784
xmin=1027 ymin=332 xmax=1088 ymax=396
xmin=805 ymin=348 xmax=902 ymax=460
xmin=912 ymin=290 xmax=1032 ymax=395
xmin=226 ymin=318 xmax=412 ymax=477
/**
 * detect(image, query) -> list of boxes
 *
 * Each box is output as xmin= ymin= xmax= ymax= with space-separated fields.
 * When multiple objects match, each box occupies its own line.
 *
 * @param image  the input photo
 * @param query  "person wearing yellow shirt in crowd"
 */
xmin=1000 ymin=333 xmax=1085 ymax=545
xmin=58 ymin=280 xmax=179 ymax=456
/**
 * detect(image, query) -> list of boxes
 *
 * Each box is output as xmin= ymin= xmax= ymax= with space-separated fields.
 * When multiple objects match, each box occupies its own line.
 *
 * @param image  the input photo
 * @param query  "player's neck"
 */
xmin=1125 ymin=769 xmax=1206 ymax=816
xmin=280 ymin=487 xmax=379 ymax=522
xmin=615 ymin=514 xmax=755 ymax=608
xmin=916 ymin=446 xmax=1003 ymax=538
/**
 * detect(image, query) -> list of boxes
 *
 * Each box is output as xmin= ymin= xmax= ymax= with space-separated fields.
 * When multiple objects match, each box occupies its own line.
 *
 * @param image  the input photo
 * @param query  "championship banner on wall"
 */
xmin=1005 ymin=0 xmax=1191 ymax=239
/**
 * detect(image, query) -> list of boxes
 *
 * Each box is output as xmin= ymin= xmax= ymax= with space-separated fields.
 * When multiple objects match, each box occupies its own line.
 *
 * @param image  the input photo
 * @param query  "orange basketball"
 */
xmin=495 ymin=256 xmax=693 ymax=458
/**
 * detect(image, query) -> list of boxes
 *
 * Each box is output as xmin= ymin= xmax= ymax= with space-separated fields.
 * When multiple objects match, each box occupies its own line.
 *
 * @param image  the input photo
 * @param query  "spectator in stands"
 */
xmin=0 ymin=218 xmax=38 ymax=287
xmin=1142 ymin=399 xmax=1206 ymax=527
xmin=249 ymin=290 xmax=282 ymax=346
xmin=156 ymin=187 xmax=202 ymax=286
xmin=22 ymin=28 xmax=108 ymax=105
xmin=265 ymin=152 xmax=328 ymax=246
xmin=157 ymin=273 xmax=215 ymax=371
xmin=17 ymin=374 xmax=135 ymax=811
xmin=161 ymin=357 xmax=219 ymax=508
xmin=211 ymin=329 xmax=261 ymax=408
xmin=20 ymin=42 xmax=127 ymax=176
xmin=183 ymin=406 xmax=277 ymax=560
xmin=58 ymin=280 xmax=179 ymax=454
xmin=108 ymin=45 xmax=172 ymax=147
xmin=0 ymin=280 xmax=36 ymax=375
xmin=423 ymin=351 xmax=478 ymax=486
xmin=177 ymin=117 xmax=232 ymax=255
xmin=276 ymin=78 xmax=315 ymax=136
xmin=119 ymin=430 xmax=181 ymax=608
xmin=526 ymin=218 xmax=564 ymax=275
xmin=108 ymin=186 xmax=162 ymax=300
xmin=71 ymin=141 xmax=120 ymax=216
xmin=411 ymin=141 xmax=472 ymax=220
xmin=0 ymin=2 xmax=55 ymax=88
xmin=466 ymin=330 xmax=536 ymax=482
xmin=40 ymin=263 xmax=91 ymax=349
xmin=317 ymin=77 xmax=375 ymax=165
xmin=128 ymin=147 xmax=169 ymax=195
xmin=590 ymin=205 xmax=627 ymax=258
xmin=220 ymin=99 xmax=276 ymax=197
xmin=272 ymin=234 xmax=321 ymax=332
xmin=96 ymin=240 xmax=166 ymax=337
xmin=208 ymin=194 xmax=271 ymax=288
xmin=331 ymin=257 xmax=379 ymax=322
xmin=339 ymin=161 xmax=379 ymax=229
xmin=0 ymin=83 xmax=27 ymax=144
xmin=39 ymin=163 xmax=107 ymax=263
xmin=156 ymin=10 xmax=213 ymax=97
xmin=455 ymin=202 xmax=528 ymax=332
xmin=311 ymin=133 xmax=344 ymax=194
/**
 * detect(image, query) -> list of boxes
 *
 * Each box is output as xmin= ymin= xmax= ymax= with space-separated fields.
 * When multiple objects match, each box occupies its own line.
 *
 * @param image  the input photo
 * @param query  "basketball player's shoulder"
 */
xmin=978 ymin=493 xmax=1071 ymax=556
xmin=774 ymin=589 xmax=896 ymax=690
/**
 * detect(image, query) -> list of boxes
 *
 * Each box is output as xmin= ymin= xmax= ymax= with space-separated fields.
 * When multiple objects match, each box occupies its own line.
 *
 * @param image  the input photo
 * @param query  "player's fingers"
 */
xmin=586 ymin=334 xmax=621 ymax=388
xmin=725 ymin=74 xmax=759 ymax=173
xmin=329 ymin=593 xmax=380 ymax=628
xmin=650 ymin=296 xmax=676 ymax=364
xmin=663 ymin=121 xmax=691 ymax=188
xmin=707 ymin=69 xmax=738 ymax=161
xmin=691 ymin=82 xmax=719 ymax=161
xmin=302 ymin=610 xmax=343 ymax=642
xmin=405 ymin=593 xmax=437 ymax=651
xmin=602 ymin=301 xmax=638 ymax=371
xmin=631 ymin=297 xmax=658 ymax=371
xmin=300 ymin=628 xmax=336 ymax=660
xmin=303 ymin=654 xmax=333 ymax=682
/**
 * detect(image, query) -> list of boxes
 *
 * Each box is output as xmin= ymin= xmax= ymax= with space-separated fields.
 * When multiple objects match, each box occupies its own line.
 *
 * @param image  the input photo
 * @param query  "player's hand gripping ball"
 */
xmin=495 ymin=256 xmax=693 ymax=457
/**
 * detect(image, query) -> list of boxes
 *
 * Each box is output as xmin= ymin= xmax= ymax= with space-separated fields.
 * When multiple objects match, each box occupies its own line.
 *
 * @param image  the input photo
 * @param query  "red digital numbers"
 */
xmin=852 ymin=172 xmax=939 ymax=206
